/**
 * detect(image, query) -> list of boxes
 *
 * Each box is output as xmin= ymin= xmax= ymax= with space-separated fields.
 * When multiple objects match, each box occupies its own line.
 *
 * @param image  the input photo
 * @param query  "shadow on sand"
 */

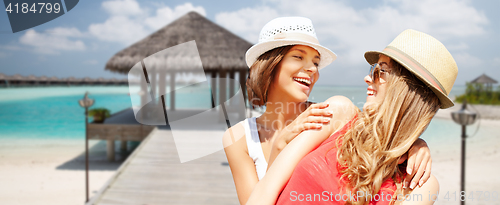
xmin=55 ymin=140 xmax=141 ymax=171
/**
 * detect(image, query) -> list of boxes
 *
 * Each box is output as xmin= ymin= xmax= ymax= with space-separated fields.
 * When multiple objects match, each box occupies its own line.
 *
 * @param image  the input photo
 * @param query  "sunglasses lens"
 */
xmin=369 ymin=63 xmax=381 ymax=82
xmin=369 ymin=64 xmax=377 ymax=79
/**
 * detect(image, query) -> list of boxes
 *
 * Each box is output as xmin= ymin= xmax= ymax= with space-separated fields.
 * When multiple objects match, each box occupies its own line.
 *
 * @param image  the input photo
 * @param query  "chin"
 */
xmin=363 ymin=101 xmax=376 ymax=110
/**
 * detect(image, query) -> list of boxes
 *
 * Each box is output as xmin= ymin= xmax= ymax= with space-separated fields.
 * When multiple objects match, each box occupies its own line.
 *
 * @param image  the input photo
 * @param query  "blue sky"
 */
xmin=0 ymin=0 xmax=498 ymax=86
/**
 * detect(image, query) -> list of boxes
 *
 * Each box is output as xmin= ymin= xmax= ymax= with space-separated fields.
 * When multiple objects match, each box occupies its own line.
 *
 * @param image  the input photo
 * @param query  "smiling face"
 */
xmin=268 ymin=45 xmax=320 ymax=103
xmin=364 ymin=54 xmax=393 ymax=110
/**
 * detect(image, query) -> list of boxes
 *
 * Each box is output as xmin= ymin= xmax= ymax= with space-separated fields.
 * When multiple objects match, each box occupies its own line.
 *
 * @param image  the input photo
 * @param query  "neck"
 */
xmin=257 ymin=98 xmax=307 ymax=131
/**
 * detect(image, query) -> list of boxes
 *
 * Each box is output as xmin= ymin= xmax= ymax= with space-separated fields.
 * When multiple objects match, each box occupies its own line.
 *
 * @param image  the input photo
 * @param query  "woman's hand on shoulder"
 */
xmin=400 ymin=138 xmax=432 ymax=190
xmin=275 ymin=96 xmax=358 ymax=149
xmin=273 ymin=101 xmax=333 ymax=151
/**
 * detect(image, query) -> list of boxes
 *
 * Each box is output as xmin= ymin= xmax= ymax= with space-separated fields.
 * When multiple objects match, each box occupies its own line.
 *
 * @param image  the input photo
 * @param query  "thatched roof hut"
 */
xmin=9 ymin=74 xmax=24 ymax=81
xmin=105 ymin=11 xmax=252 ymax=111
xmin=105 ymin=11 xmax=251 ymax=74
xmin=471 ymin=74 xmax=498 ymax=84
xmin=470 ymin=74 xmax=498 ymax=91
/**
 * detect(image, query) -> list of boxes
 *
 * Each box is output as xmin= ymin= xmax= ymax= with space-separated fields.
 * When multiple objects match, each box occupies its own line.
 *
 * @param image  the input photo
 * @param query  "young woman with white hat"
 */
xmin=246 ymin=29 xmax=458 ymax=205
xmin=223 ymin=17 xmax=433 ymax=204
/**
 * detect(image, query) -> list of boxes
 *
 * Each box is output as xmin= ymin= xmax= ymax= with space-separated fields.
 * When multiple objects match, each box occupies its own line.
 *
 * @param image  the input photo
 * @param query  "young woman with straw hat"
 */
xmin=223 ymin=17 xmax=433 ymax=204
xmin=246 ymin=29 xmax=458 ymax=205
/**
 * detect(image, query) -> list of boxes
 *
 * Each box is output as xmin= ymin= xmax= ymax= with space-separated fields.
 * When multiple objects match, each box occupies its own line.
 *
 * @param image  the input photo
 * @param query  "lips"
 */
xmin=367 ymin=88 xmax=376 ymax=96
xmin=293 ymin=77 xmax=311 ymax=87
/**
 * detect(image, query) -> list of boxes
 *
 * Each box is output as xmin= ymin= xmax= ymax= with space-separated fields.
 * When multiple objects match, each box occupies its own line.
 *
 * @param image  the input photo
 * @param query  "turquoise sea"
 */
xmin=1 ymin=84 xmax=487 ymax=150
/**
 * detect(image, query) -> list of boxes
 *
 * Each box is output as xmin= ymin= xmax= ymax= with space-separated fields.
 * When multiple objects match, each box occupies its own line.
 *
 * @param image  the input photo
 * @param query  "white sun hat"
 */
xmin=245 ymin=17 xmax=337 ymax=70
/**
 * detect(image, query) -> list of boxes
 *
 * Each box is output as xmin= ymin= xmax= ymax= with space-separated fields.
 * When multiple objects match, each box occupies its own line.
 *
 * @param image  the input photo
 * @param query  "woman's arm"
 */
xmin=223 ymin=123 xmax=260 ymax=205
xmin=267 ymin=102 xmax=333 ymax=170
xmin=246 ymin=96 xmax=359 ymax=205
xmin=223 ymin=102 xmax=332 ymax=205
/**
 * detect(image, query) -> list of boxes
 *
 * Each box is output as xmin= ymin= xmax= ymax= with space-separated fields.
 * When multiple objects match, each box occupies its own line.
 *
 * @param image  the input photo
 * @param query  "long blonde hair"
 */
xmin=336 ymin=60 xmax=441 ymax=204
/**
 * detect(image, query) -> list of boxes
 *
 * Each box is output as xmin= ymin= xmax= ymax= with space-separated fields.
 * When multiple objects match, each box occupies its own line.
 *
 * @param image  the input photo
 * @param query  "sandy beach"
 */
xmin=0 ymin=139 xmax=125 ymax=205
xmin=430 ymin=109 xmax=500 ymax=205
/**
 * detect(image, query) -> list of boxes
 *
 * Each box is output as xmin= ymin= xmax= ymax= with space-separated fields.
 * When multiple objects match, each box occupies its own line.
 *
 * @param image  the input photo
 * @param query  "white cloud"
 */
xmin=89 ymin=1 xmax=206 ymax=45
xmin=145 ymin=3 xmax=206 ymax=30
xmin=19 ymin=28 xmax=86 ymax=55
xmin=89 ymin=15 xmax=149 ymax=45
xmin=215 ymin=7 xmax=279 ymax=43
xmin=102 ymin=0 xmax=143 ymax=16
xmin=214 ymin=0 xmax=489 ymax=85
xmin=452 ymin=52 xmax=483 ymax=68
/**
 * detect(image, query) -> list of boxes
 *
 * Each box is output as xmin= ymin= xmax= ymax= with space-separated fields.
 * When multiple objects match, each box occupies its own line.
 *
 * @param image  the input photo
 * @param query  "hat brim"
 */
xmin=365 ymin=51 xmax=454 ymax=109
xmin=246 ymin=39 xmax=337 ymax=70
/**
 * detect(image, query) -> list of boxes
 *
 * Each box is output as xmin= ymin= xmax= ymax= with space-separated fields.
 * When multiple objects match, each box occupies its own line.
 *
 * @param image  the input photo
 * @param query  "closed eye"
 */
xmin=293 ymin=56 xmax=303 ymax=60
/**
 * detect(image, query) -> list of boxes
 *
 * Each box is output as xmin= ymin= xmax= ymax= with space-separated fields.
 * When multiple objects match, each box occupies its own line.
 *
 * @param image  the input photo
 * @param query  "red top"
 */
xmin=276 ymin=116 xmax=400 ymax=205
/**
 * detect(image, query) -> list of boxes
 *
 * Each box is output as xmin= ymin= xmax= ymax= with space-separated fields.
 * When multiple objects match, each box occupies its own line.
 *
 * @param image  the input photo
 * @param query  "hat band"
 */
xmin=383 ymin=46 xmax=447 ymax=95
xmin=271 ymin=32 xmax=320 ymax=44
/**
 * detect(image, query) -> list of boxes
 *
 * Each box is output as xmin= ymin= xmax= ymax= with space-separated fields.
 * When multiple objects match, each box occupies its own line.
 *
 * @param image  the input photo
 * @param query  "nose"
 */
xmin=364 ymin=74 xmax=373 ymax=85
xmin=304 ymin=62 xmax=318 ymax=74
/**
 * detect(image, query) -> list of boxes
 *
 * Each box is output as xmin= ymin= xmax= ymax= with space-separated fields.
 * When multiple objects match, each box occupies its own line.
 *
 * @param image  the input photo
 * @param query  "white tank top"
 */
xmin=243 ymin=117 xmax=268 ymax=180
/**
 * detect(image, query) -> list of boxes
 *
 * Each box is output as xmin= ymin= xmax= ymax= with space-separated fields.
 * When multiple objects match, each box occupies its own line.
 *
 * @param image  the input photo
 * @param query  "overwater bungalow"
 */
xmin=48 ymin=76 xmax=60 ymax=85
xmin=0 ymin=73 xmax=7 ymax=87
xmin=26 ymin=75 xmax=38 ymax=85
xmin=37 ymin=76 xmax=49 ymax=85
xmin=0 ymin=73 xmax=128 ymax=87
xmin=8 ymin=74 xmax=25 ymax=86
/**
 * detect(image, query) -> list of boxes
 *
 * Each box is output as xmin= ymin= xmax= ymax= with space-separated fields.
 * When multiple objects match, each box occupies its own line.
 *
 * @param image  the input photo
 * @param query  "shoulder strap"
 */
xmin=244 ymin=117 xmax=268 ymax=180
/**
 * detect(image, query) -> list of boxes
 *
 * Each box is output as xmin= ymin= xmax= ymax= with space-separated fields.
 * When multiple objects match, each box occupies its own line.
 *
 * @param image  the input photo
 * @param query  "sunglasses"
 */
xmin=369 ymin=62 xmax=390 ymax=82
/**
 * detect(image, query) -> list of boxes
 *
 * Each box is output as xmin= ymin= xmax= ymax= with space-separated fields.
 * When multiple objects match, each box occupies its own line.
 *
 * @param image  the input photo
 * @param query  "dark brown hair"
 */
xmin=246 ymin=45 xmax=294 ymax=107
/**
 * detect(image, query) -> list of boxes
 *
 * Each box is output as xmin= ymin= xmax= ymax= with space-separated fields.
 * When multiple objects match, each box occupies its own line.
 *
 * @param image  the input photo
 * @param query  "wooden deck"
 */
xmin=88 ymin=108 xmax=156 ymax=161
xmin=86 ymin=122 xmax=241 ymax=204
xmin=85 ymin=106 xmax=262 ymax=204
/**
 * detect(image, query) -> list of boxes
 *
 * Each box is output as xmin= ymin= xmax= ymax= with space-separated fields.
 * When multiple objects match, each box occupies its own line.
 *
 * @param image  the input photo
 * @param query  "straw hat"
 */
xmin=365 ymin=29 xmax=458 ymax=109
xmin=245 ymin=17 xmax=336 ymax=70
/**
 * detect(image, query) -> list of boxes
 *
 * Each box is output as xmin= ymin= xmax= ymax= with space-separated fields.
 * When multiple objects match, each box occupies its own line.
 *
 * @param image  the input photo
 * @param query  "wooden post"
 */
xmin=211 ymin=71 xmax=217 ymax=108
xmin=107 ymin=139 xmax=115 ymax=161
xmin=219 ymin=71 xmax=227 ymax=107
xmin=159 ymin=69 xmax=166 ymax=101
xmin=229 ymin=70 xmax=235 ymax=98
xmin=170 ymin=72 xmax=176 ymax=110
xmin=239 ymin=69 xmax=247 ymax=104
xmin=151 ymin=70 xmax=157 ymax=101
xmin=159 ymin=69 xmax=166 ymax=115
xmin=139 ymin=74 xmax=148 ymax=121
xmin=120 ymin=140 xmax=127 ymax=152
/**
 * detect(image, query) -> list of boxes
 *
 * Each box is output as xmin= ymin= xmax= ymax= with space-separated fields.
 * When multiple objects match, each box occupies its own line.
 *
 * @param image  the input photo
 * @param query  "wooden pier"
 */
xmin=84 ymin=106 xmax=259 ymax=204
xmin=86 ymin=126 xmax=238 ymax=204
xmin=88 ymin=108 xmax=155 ymax=161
